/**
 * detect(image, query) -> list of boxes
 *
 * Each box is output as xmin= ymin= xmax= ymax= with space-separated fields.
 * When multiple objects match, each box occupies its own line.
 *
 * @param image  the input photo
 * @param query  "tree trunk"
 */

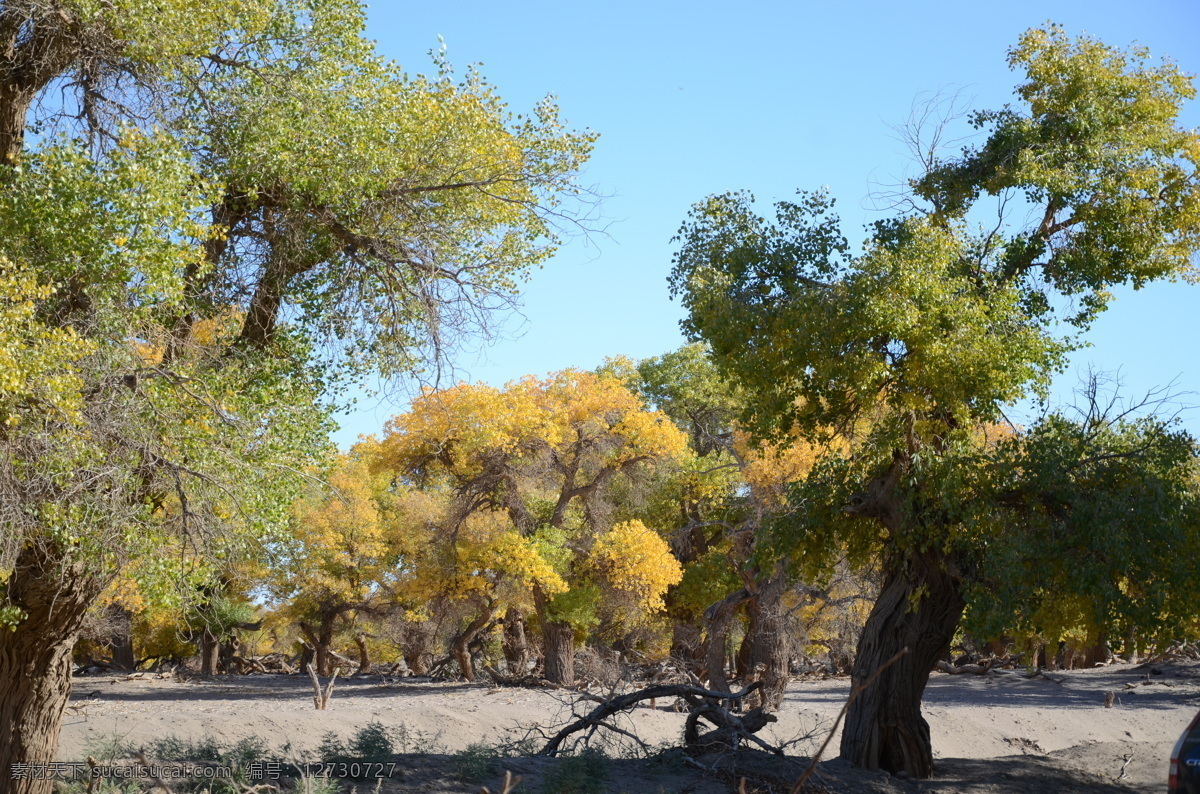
xmin=299 ymin=643 xmax=314 ymax=674
xmin=670 ymin=623 xmax=704 ymax=667
xmin=542 ymin=620 xmax=575 ymax=685
xmin=0 ymin=544 xmax=108 ymax=794
xmin=404 ymin=641 xmax=429 ymax=675
xmin=219 ymin=635 xmax=240 ymax=675
xmin=0 ymin=83 xmax=34 ymax=163
xmin=355 ymin=633 xmax=371 ymax=674
xmin=502 ymin=607 xmax=530 ymax=674
xmin=745 ymin=577 xmax=789 ymax=711
xmin=299 ymin=621 xmax=336 ymax=676
xmin=703 ymin=588 xmax=752 ymax=693
xmin=318 ymin=620 xmax=336 ymax=676
xmin=451 ymin=603 xmax=495 ymax=682
xmin=839 ymin=552 xmax=965 ymax=778
xmin=534 ymin=587 xmax=575 ymax=686
xmin=106 ymin=603 xmax=136 ymax=671
xmin=1082 ymin=635 xmax=1109 ymax=668
xmin=1124 ymin=625 xmax=1138 ymax=663
xmin=199 ymin=631 xmax=220 ymax=675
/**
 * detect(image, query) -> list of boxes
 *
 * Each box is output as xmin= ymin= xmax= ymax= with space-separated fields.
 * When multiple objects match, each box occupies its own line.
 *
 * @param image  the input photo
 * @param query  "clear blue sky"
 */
xmin=333 ymin=0 xmax=1200 ymax=447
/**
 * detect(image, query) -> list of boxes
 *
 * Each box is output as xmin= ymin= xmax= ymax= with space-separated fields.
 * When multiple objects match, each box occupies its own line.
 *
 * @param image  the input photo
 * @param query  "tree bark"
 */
xmin=744 ymin=576 xmax=789 ymax=711
xmin=1124 ymin=625 xmax=1138 ymax=663
xmin=0 ymin=82 xmax=34 ymax=163
xmin=299 ymin=619 xmax=336 ymax=676
xmin=838 ymin=552 xmax=965 ymax=778
xmin=670 ymin=623 xmax=705 ymax=667
xmin=355 ymin=633 xmax=371 ymax=674
xmin=451 ymin=604 xmax=495 ymax=682
xmin=703 ymin=588 xmax=753 ymax=693
xmin=1082 ymin=635 xmax=1109 ymax=668
xmin=502 ymin=607 xmax=530 ymax=674
xmin=0 ymin=8 xmax=77 ymax=164
xmin=198 ymin=631 xmax=220 ymax=675
xmin=0 ymin=544 xmax=108 ymax=794
xmin=105 ymin=604 xmax=136 ymax=671
xmin=541 ymin=620 xmax=575 ymax=685
xmin=534 ymin=587 xmax=576 ymax=686
xmin=299 ymin=643 xmax=314 ymax=674
xmin=404 ymin=640 xmax=429 ymax=675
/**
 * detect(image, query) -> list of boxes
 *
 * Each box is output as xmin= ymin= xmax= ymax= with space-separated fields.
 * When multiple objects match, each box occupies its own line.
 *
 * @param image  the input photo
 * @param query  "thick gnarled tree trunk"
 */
xmin=105 ymin=603 xmax=136 ymax=671
xmin=404 ymin=642 xmax=430 ymax=675
xmin=839 ymin=552 xmax=965 ymax=778
xmin=198 ymin=630 xmax=221 ymax=675
xmin=502 ymin=607 xmax=531 ymax=674
xmin=704 ymin=587 xmax=752 ymax=693
xmin=533 ymin=587 xmax=576 ymax=686
xmin=0 ymin=545 xmax=108 ymax=794
xmin=744 ymin=576 xmax=789 ymax=711
xmin=450 ymin=601 xmax=495 ymax=682
xmin=541 ymin=620 xmax=575 ymax=685
xmin=299 ymin=618 xmax=337 ymax=676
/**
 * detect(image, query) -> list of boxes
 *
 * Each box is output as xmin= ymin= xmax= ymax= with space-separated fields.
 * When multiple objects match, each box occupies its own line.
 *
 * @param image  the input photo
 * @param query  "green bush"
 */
xmin=540 ymin=748 xmax=609 ymax=794
xmin=451 ymin=743 xmax=498 ymax=783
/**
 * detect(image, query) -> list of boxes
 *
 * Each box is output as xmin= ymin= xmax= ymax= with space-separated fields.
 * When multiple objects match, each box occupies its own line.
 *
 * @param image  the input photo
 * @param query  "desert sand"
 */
xmin=57 ymin=660 xmax=1198 ymax=793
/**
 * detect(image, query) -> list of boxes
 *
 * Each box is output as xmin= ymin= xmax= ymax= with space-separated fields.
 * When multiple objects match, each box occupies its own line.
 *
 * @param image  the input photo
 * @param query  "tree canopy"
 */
xmin=669 ymin=24 xmax=1200 ymax=776
xmin=0 ymin=1 xmax=593 ymax=787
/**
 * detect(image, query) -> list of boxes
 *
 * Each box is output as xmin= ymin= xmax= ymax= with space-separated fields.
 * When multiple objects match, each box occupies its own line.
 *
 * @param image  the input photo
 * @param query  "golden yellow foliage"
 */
xmin=375 ymin=369 xmax=688 ymax=484
xmin=368 ymin=369 xmax=690 ymax=643
xmin=590 ymin=520 xmax=683 ymax=614
xmin=734 ymin=427 xmax=846 ymax=506
xmin=277 ymin=455 xmax=389 ymax=613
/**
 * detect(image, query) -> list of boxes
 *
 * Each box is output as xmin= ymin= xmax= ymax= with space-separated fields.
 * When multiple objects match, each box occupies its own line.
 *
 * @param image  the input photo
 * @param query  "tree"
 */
xmin=372 ymin=468 xmax=569 ymax=682
xmin=669 ymin=26 xmax=1200 ymax=777
xmin=962 ymin=401 xmax=1200 ymax=665
xmin=635 ymin=343 xmax=859 ymax=709
xmin=0 ymin=3 xmax=592 ymax=789
xmin=373 ymin=370 xmax=687 ymax=684
xmin=271 ymin=456 xmax=395 ymax=676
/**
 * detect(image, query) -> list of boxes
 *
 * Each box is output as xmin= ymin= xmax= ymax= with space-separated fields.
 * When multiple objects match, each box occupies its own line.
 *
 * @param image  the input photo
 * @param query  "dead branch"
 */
xmin=684 ymin=703 xmax=780 ymax=754
xmin=307 ymin=662 xmax=339 ymax=710
xmin=483 ymin=665 xmax=555 ymax=688
xmin=936 ymin=659 xmax=992 ymax=675
xmin=539 ymin=682 xmax=764 ymax=757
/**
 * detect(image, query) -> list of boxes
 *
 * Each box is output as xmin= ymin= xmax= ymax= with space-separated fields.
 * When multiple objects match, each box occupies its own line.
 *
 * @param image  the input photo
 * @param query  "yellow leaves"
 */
xmin=284 ymin=455 xmax=388 ymax=605
xmin=378 ymin=378 xmax=560 ymax=478
xmin=789 ymin=571 xmax=873 ymax=657
xmin=590 ymin=520 xmax=683 ymax=614
xmin=98 ymin=573 xmax=148 ymax=613
xmin=735 ymin=427 xmax=838 ymax=505
xmin=375 ymin=369 xmax=688 ymax=484
xmin=455 ymin=512 xmax=567 ymax=597
xmin=369 ymin=370 xmax=688 ymax=621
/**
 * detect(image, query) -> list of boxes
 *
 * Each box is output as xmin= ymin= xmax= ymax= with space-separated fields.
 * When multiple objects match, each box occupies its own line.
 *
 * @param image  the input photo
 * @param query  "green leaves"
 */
xmin=0 ymin=1 xmax=593 ymax=640
xmin=963 ymin=414 xmax=1200 ymax=645
xmin=917 ymin=24 xmax=1200 ymax=303
xmin=173 ymin=1 xmax=596 ymax=379
xmin=669 ymin=25 xmax=1200 ymax=650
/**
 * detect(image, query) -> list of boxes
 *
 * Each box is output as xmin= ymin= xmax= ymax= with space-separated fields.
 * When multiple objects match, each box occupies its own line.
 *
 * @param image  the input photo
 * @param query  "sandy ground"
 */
xmin=57 ymin=660 xmax=1199 ymax=793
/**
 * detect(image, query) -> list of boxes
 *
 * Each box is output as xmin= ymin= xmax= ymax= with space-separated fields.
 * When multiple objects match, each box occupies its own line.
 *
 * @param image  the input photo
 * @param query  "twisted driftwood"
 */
xmin=539 ymin=682 xmax=772 ymax=757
